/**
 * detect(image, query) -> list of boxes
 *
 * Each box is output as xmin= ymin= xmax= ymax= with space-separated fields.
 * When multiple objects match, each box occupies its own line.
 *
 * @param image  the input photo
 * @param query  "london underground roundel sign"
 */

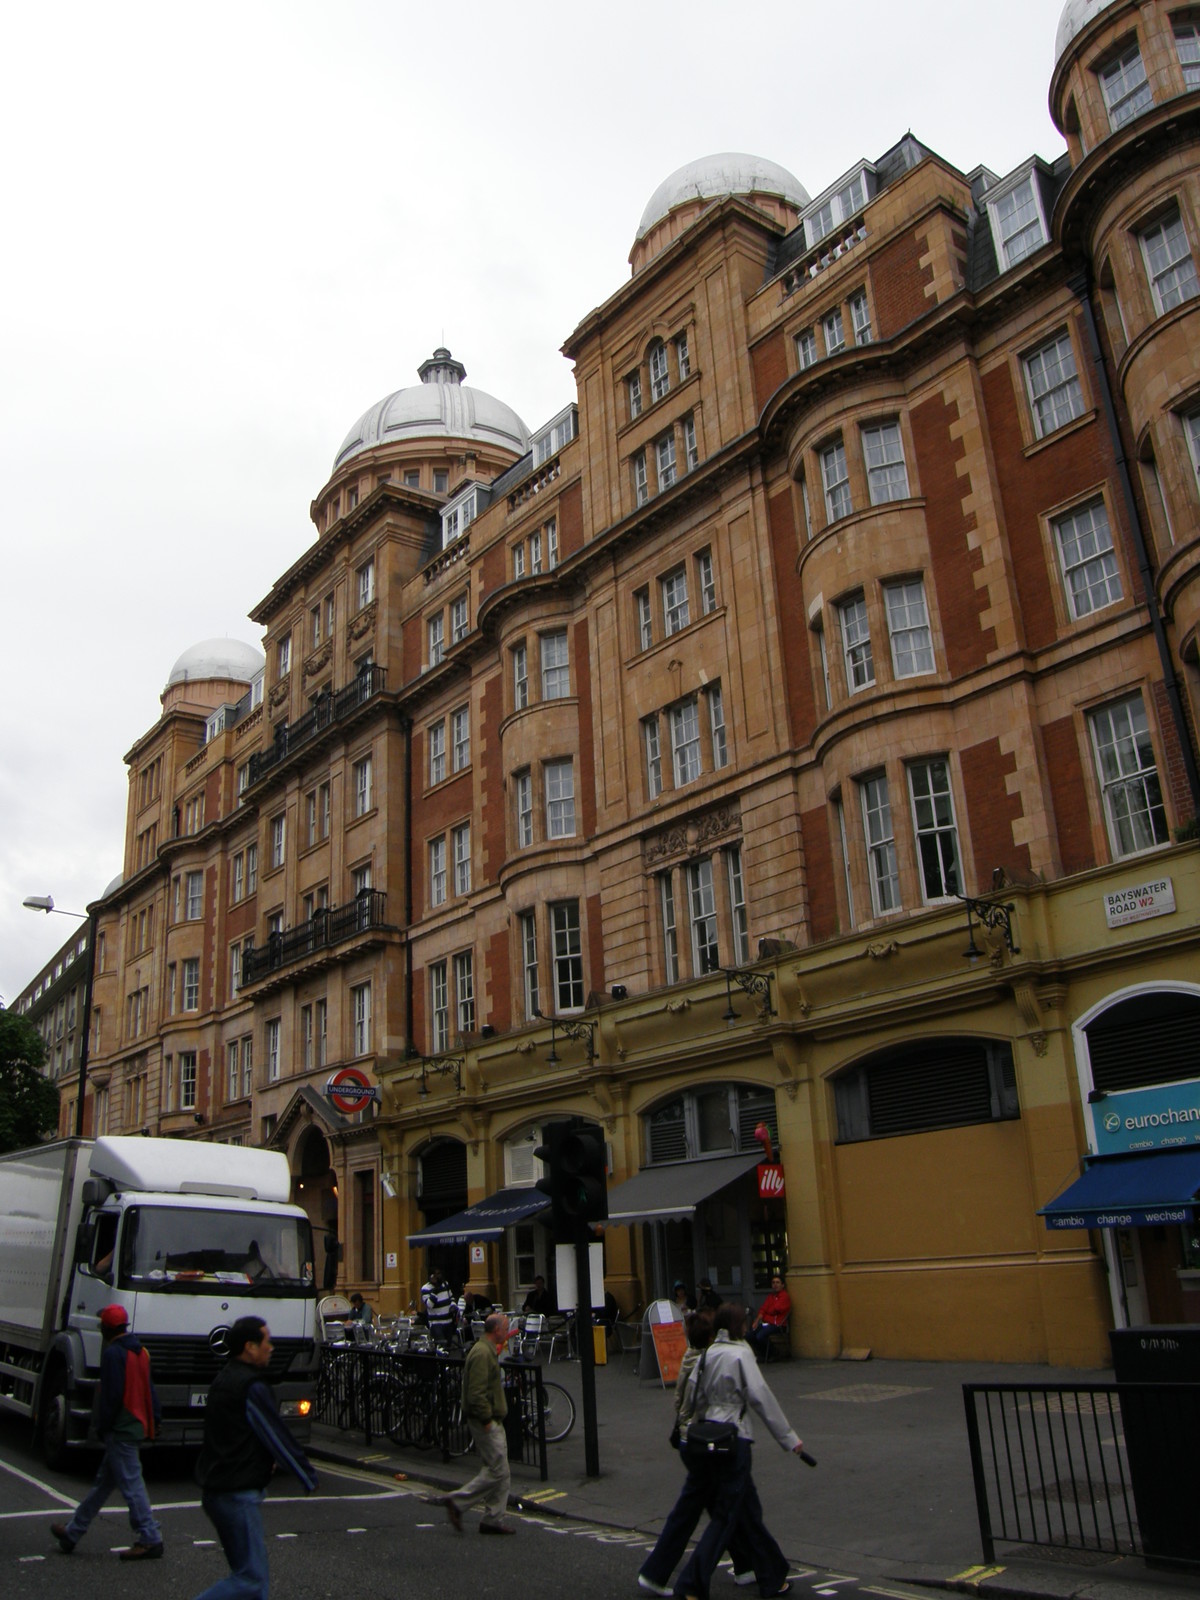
xmin=325 ymin=1067 xmax=377 ymax=1115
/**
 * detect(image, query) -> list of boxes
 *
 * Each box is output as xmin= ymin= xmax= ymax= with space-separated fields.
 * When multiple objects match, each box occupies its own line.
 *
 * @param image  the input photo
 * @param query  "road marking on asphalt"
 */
xmin=950 ymin=1566 xmax=1006 ymax=1585
xmin=18 ymin=1555 xmax=46 ymax=1562
xmin=521 ymin=1488 xmax=567 ymax=1502
xmin=276 ymin=1532 xmax=298 ymax=1539
xmin=0 ymin=1454 xmax=78 ymax=1507
xmin=194 ymin=1539 xmax=216 ymax=1546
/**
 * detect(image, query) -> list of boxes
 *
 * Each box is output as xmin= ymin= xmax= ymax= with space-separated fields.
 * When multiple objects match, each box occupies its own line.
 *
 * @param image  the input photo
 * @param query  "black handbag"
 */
xmin=683 ymin=1349 xmax=744 ymax=1459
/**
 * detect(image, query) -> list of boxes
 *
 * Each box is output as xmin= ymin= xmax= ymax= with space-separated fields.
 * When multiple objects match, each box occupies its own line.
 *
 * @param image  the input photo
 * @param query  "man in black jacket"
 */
xmin=193 ymin=1315 xmax=318 ymax=1600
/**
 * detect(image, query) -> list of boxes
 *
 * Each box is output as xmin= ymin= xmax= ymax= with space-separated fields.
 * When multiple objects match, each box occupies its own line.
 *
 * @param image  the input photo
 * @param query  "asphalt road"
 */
xmin=0 ymin=1414 xmax=928 ymax=1600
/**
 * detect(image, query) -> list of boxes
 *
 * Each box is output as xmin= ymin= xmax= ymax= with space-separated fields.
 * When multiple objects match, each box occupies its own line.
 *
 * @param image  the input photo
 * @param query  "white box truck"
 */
xmin=0 ymin=1136 xmax=320 ymax=1466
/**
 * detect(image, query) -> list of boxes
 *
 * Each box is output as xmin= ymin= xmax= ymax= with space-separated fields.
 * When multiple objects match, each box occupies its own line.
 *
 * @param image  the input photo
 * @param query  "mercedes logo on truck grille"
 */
xmin=209 ymin=1325 xmax=231 ymax=1356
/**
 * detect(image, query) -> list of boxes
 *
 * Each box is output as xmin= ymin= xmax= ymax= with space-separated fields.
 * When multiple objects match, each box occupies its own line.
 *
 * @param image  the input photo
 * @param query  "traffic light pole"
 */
xmin=575 ymin=1228 xmax=600 ymax=1478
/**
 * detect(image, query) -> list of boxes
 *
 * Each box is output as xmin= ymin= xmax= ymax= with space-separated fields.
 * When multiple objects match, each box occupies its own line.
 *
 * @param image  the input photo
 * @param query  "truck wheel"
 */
xmin=38 ymin=1375 xmax=71 ymax=1471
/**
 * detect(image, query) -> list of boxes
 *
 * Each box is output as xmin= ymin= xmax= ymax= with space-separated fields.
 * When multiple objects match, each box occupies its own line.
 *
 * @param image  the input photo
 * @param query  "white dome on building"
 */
xmin=635 ymin=153 xmax=810 ymax=242
xmin=1055 ymin=0 xmax=1121 ymax=60
xmin=166 ymin=638 xmax=264 ymax=690
xmin=334 ymin=348 xmax=530 ymax=471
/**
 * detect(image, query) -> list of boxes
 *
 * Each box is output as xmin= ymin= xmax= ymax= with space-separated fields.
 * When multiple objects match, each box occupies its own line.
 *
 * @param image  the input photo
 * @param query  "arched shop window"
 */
xmin=646 ymin=1084 xmax=778 ymax=1164
xmin=1086 ymin=991 xmax=1200 ymax=1092
xmin=418 ymin=1138 xmax=467 ymax=1214
xmin=833 ymin=1038 xmax=1018 ymax=1143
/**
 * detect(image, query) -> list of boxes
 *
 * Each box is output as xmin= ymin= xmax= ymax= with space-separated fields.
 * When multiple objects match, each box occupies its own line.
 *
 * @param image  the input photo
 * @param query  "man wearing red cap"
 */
xmin=51 ymin=1304 xmax=163 ymax=1560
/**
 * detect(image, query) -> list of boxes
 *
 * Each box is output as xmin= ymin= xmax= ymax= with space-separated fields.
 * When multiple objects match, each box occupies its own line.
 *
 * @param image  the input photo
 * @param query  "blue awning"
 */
xmin=1038 ymin=1148 xmax=1200 ymax=1230
xmin=406 ymin=1186 xmax=548 ymax=1247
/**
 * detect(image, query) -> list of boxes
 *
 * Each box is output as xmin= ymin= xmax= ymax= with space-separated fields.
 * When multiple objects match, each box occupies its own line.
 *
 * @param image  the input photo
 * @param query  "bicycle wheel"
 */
xmin=534 ymin=1380 xmax=575 ymax=1443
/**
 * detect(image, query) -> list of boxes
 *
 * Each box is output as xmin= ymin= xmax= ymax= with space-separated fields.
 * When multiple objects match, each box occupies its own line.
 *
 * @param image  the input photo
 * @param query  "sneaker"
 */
xmin=638 ymin=1578 xmax=674 ymax=1597
xmin=119 ymin=1543 xmax=164 ymax=1561
xmin=49 ymin=1524 xmax=75 ymax=1555
xmin=732 ymin=1576 xmax=757 ymax=1588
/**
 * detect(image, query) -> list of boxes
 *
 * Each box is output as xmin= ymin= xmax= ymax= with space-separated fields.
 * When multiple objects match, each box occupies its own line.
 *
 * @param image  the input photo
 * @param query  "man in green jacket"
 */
xmin=437 ymin=1312 xmax=515 ymax=1535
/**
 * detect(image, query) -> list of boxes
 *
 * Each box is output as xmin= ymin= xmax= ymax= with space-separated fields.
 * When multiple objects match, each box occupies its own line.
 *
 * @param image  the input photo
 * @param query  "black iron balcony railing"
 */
xmin=241 ymin=891 xmax=388 ymax=985
xmin=247 ymin=666 xmax=386 ymax=787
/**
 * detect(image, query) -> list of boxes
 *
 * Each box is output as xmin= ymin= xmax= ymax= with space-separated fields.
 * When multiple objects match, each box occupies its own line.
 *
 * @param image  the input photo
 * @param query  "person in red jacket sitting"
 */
xmin=749 ymin=1273 xmax=792 ymax=1362
xmin=51 ymin=1304 xmax=163 ymax=1560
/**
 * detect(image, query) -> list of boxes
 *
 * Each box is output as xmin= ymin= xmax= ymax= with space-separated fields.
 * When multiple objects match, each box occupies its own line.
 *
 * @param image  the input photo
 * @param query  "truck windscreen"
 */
xmin=119 ymin=1207 xmax=315 ymax=1296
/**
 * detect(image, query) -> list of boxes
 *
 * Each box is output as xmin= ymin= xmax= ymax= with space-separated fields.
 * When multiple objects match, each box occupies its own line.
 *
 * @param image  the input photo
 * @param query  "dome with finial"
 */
xmin=333 ymin=347 xmax=530 ymax=470
xmin=165 ymin=638 xmax=264 ymax=691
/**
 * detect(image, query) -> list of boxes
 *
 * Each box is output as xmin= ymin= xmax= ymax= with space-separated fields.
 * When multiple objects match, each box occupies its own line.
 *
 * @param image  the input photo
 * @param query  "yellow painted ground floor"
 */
xmin=285 ymin=849 xmax=1200 ymax=1367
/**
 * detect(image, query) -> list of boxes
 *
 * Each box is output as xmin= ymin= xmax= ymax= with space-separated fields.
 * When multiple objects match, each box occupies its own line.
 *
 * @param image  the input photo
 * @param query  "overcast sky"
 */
xmin=0 ymin=0 xmax=1071 ymax=1004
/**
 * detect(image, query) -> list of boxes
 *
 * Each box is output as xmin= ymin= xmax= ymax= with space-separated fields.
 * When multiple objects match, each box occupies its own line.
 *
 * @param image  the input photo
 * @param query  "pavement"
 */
xmin=308 ymin=1350 xmax=1198 ymax=1600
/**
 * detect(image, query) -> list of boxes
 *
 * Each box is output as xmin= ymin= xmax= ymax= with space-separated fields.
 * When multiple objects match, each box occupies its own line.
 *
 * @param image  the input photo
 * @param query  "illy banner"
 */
xmin=758 ymin=1162 xmax=785 ymax=1199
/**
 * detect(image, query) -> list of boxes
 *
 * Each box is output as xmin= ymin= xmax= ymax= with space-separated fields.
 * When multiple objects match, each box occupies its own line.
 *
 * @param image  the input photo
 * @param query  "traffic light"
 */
xmin=535 ymin=1119 xmax=607 ymax=1240
xmin=534 ymin=1121 xmax=571 ymax=1242
xmin=560 ymin=1125 xmax=607 ymax=1227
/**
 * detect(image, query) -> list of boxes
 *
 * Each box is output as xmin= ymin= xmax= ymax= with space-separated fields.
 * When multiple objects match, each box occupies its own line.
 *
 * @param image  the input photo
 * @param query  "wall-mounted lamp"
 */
xmin=610 ymin=984 xmax=628 ymax=1001
xmin=957 ymin=894 xmax=1019 ymax=960
xmin=533 ymin=1008 xmax=595 ymax=1065
xmin=193 ymin=1113 xmax=205 ymax=1125
xmin=480 ymin=1023 xmax=496 ymax=1038
xmin=413 ymin=1053 xmax=464 ymax=1097
xmin=722 ymin=966 xmax=775 ymax=1024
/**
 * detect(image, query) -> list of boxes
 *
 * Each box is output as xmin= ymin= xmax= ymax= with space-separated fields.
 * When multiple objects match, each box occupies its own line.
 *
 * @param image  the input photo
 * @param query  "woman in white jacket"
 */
xmin=671 ymin=1302 xmax=804 ymax=1600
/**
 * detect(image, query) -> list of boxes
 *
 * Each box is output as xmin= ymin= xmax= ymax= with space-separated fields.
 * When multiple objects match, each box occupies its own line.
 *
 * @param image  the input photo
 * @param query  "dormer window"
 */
xmin=986 ymin=169 xmax=1048 ymax=268
xmin=533 ymin=406 xmax=577 ymax=465
xmin=1098 ymin=42 xmax=1152 ymax=131
xmin=442 ymin=488 xmax=477 ymax=546
xmin=805 ymin=167 xmax=872 ymax=248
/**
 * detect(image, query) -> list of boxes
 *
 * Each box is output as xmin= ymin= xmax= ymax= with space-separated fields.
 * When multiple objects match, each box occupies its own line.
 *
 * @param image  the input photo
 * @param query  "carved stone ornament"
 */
xmin=268 ymin=681 xmax=289 ymax=711
xmin=1030 ymin=1032 xmax=1048 ymax=1057
xmin=643 ymin=804 xmax=741 ymax=866
xmin=303 ymin=641 xmax=333 ymax=681
xmin=665 ymin=997 xmax=691 ymax=1014
xmin=864 ymin=940 xmax=899 ymax=959
xmin=348 ymin=600 xmax=377 ymax=642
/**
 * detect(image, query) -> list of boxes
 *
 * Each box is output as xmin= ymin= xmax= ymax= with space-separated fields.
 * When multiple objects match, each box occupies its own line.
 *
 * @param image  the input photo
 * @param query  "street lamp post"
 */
xmin=23 ymin=895 xmax=97 ymax=1139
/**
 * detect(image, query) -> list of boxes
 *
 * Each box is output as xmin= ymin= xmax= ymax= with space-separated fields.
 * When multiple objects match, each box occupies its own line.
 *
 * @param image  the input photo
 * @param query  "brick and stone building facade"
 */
xmin=65 ymin=0 xmax=1200 ymax=1361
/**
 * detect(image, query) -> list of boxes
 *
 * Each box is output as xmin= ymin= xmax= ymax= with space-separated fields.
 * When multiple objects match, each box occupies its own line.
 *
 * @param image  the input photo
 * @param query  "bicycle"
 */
xmin=522 ymin=1378 xmax=575 ymax=1443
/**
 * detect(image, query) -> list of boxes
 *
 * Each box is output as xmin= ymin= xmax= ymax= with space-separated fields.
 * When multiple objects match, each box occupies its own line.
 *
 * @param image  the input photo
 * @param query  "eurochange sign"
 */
xmin=1091 ymin=1078 xmax=1200 ymax=1157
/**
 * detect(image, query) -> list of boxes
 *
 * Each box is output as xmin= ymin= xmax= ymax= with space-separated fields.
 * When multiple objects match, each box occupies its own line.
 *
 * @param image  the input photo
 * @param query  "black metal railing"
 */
xmin=242 ymin=891 xmax=388 ymax=985
xmin=247 ymin=665 xmax=386 ymax=786
xmin=315 ymin=1344 xmax=547 ymax=1479
xmin=964 ymin=1382 xmax=1140 ymax=1563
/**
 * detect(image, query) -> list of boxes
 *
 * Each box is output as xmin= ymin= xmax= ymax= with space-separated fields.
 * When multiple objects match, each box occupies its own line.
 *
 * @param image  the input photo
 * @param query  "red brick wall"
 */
xmin=910 ymin=390 xmax=994 ymax=675
xmin=481 ymin=536 xmax=506 ymax=597
xmin=958 ymin=738 xmax=1031 ymax=884
xmin=559 ymin=479 xmax=584 ymax=560
xmin=871 ymin=228 xmax=932 ymax=340
xmin=575 ymin=620 xmax=596 ymax=837
xmin=801 ymin=804 xmax=837 ymax=942
xmin=979 ymin=359 xmax=1117 ymax=652
xmin=402 ymin=610 xmax=422 ymax=684
xmin=1042 ymin=715 xmax=1096 ymax=874
xmin=1152 ymin=678 xmax=1197 ymax=825
xmin=766 ymin=488 xmax=817 ymax=746
xmin=751 ymin=330 xmax=789 ymax=414
xmin=486 ymin=927 xmax=511 ymax=1033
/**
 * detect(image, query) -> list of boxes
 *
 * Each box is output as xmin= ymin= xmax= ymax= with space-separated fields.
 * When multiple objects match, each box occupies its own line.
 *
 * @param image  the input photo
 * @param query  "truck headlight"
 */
xmin=279 ymin=1399 xmax=312 ymax=1418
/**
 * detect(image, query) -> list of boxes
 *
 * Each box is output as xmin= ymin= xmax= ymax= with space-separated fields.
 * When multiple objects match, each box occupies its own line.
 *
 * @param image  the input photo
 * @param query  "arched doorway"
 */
xmin=415 ymin=1138 xmax=469 ymax=1289
xmin=293 ymin=1125 xmax=339 ymax=1291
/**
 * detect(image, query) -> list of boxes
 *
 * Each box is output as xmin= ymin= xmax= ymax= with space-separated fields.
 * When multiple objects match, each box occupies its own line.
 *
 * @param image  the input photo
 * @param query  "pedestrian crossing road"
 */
xmin=0 ymin=1420 xmax=928 ymax=1600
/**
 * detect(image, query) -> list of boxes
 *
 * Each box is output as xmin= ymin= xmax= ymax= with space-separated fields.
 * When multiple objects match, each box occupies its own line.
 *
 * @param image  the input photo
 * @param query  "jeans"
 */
xmin=640 ymin=1442 xmax=756 ymax=1588
xmin=673 ymin=1440 xmax=788 ymax=1599
xmin=196 ymin=1488 xmax=269 ymax=1600
xmin=449 ymin=1418 xmax=511 ymax=1522
xmin=65 ymin=1434 xmax=161 ymax=1548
